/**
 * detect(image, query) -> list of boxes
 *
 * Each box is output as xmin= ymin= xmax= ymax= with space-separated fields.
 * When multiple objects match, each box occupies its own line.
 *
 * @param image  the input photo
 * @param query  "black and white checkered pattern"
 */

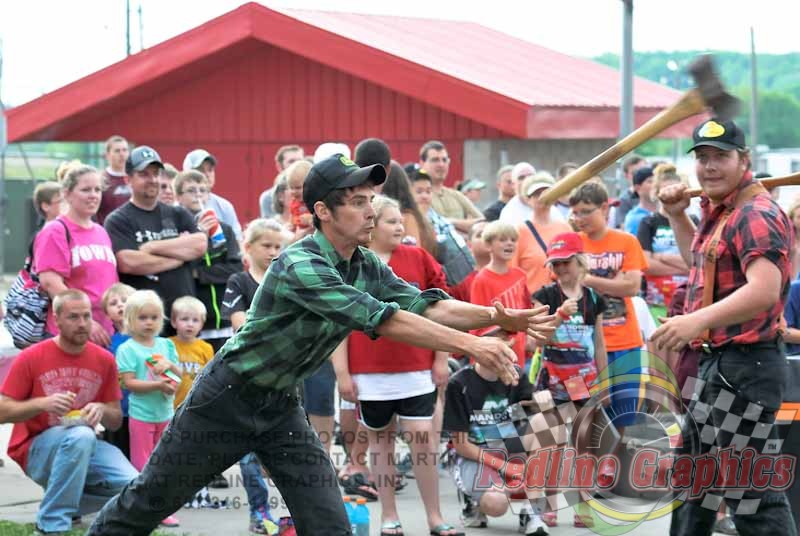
xmin=680 ymin=375 xmax=796 ymax=515
xmin=475 ymin=397 xmax=593 ymax=514
xmin=183 ymin=486 xmax=230 ymax=509
xmin=479 ymin=397 xmax=578 ymax=454
xmin=681 ymin=376 xmax=794 ymax=455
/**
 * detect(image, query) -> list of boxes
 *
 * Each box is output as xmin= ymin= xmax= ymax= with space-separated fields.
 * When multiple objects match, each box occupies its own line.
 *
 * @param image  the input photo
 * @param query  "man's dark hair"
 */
xmin=312 ymin=188 xmax=350 ymax=230
xmin=622 ymin=154 xmax=645 ymax=174
xmin=354 ymin=138 xmax=391 ymax=168
xmin=382 ymin=161 xmax=417 ymax=212
xmin=411 ymin=169 xmax=433 ymax=184
xmin=557 ymin=162 xmax=579 ymax=180
xmin=419 ymin=140 xmax=446 ymax=162
xmin=569 ymin=182 xmax=609 ymax=207
xmin=382 ymin=161 xmax=437 ymax=256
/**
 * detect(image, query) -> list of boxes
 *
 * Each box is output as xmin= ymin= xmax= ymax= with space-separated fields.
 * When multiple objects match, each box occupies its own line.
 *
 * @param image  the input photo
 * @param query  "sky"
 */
xmin=0 ymin=0 xmax=798 ymax=106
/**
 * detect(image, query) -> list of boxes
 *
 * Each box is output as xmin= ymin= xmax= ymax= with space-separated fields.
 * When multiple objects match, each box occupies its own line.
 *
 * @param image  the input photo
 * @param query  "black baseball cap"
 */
xmin=633 ymin=166 xmax=654 ymax=186
xmin=126 ymin=146 xmax=164 ymax=175
xmin=303 ymin=154 xmax=386 ymax=212
xmin=687 ymin=118 xmax=746 ymax=153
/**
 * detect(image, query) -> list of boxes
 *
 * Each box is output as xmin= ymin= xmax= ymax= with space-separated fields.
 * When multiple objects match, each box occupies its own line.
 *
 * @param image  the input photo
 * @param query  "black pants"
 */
xmin=87 ymin=357 xmax=349 ymax=535
xmin=670 ymin=342 xmax=796 ymax=536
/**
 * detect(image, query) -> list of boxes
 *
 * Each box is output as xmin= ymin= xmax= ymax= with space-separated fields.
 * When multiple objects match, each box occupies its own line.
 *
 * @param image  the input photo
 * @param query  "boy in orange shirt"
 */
xmin=470 ymin=221 xmax=532 ymax=368
xmin=569 ymin=182 xmax=648 ymax=432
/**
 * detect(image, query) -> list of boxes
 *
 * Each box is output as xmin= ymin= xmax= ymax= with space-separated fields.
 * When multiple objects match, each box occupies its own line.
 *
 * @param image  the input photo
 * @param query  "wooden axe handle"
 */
xmin=684 ymin=172 xmax=800 ymax=198
xmin=540 ymin=89 xmax=706 ymax=205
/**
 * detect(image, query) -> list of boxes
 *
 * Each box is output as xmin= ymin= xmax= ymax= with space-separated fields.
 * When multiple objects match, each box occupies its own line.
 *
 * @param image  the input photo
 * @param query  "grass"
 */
xmin=0 ymin=520 xmax=181 ymax=535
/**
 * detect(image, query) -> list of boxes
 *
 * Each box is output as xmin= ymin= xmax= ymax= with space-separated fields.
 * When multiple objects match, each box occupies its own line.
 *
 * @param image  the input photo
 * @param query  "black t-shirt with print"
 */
xmin=104 ymin=201 xmax=198 ymax=314
xmin=533 ymin=282 xmax=608 ymax=400
xmin=532 ymin=283 xmax=607 ymax=327
xmin=444 ymin=365 xmax=533 ymax=451
xmin=221 ymin=271 xmax=260 ymax=321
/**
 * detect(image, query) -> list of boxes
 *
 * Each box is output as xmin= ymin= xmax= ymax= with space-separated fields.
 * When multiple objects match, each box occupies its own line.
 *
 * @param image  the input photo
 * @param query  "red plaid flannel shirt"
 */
xmin=684 ymin=178 xmax=793 ymax=346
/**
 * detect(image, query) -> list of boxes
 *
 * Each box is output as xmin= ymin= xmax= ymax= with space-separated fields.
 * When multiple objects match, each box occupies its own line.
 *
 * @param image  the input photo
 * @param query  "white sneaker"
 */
xmin=524 ymin=514 xmax=549 ymax=536
xmin=463 ymin=510 xmax=488 ymax=528
xmin=460 ymin=491 xmax=488 ymax=528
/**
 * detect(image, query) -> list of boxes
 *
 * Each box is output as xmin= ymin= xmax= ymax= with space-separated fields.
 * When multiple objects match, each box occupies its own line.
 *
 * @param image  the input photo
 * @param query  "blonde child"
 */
xmin=469 ymin=221 xmax=531 ymax=368
xmin=223 ymin=219 xmax=285 ymax=332
xmin=100 ymin=283 xmax=136 ymax=460
xmin=169 ymin=296 xmax=213 ymax=409
xmin=115 ymin=290 xmax=182 ymax=527
xmin=285 ymin=160 xmax=313 ymax=239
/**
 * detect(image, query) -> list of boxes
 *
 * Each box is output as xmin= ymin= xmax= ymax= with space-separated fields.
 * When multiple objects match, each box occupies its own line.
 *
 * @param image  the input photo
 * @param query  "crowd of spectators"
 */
xmin=3 ymin=130 xmax=796 ymax=535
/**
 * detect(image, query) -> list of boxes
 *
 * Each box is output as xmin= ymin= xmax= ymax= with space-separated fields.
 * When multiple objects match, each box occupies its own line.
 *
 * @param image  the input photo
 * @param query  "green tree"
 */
xmin=593 ymin=51 xmax=800 ymax=149
xmin=737 ymin=90 xmax=800 ymax=148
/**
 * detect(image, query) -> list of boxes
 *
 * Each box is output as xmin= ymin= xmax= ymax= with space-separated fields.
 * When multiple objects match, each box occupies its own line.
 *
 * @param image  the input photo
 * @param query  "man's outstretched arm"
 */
xmin=422 ymin=300 xmax=555 ymax=341
xmin=375 ymin=309 xmax=521 ymax=385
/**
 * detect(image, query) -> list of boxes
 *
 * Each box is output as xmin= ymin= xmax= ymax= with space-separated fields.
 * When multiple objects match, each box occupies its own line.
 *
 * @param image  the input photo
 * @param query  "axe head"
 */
xmin=688 ymin=54 xmax=740 ymax=121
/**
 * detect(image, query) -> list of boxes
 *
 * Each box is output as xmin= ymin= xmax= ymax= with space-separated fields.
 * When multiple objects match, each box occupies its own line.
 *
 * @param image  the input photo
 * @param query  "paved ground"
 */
xmin=0 ymin=424 xmax=676 ymax=535
xmin=0 ymin=275 xmax=721 ymax=534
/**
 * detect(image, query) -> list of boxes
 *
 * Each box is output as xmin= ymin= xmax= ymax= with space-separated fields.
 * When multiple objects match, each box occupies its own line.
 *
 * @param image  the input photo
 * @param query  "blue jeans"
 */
xmin=607 ymin=348 xmax=643 ymax=427
xmin=239 ymin=452 xmax=271 ymax=522
xmin=26 ymin=425 xmax=138 ymax=532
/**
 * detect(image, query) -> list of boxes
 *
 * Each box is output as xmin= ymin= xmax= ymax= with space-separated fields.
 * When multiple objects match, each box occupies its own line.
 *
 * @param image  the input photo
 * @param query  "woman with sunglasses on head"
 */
xmin=509 ymin=172 xmax=571 ymax=297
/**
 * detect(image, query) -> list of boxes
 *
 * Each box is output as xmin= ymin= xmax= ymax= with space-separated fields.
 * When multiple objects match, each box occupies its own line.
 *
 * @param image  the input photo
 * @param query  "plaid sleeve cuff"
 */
xmin=362 ymin=302 xmax=401 ymax=340
xmin=405 ymin=288 xmax=452 ymax=316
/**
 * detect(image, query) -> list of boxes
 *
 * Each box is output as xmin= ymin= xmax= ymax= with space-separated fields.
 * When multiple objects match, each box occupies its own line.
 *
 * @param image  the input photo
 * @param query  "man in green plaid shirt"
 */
xmin=90 ymin=154 xmax=555 ymax=536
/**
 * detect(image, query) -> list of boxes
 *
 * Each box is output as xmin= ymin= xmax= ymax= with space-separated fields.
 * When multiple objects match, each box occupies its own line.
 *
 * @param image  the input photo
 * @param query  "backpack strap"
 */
xmin=698 ymin=182 xmax=766 ymax=342
xmin=524 ymin=221 xmax=548 ymax=253
xmin=27 ymin=218 xmax=72 ymax=275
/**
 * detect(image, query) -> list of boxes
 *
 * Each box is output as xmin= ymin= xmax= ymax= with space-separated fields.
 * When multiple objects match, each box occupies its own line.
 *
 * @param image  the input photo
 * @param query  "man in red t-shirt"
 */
xmin=0 ymin=290 xmax=137 ymax=534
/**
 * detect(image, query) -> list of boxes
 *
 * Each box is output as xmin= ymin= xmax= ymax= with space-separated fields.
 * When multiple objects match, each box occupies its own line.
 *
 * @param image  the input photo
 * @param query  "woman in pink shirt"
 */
xmin=34 ymin=164 xmax=118 ymax=346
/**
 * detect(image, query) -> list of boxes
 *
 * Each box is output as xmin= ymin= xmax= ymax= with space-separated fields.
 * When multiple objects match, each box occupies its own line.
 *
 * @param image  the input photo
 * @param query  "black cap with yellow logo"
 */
xmin=688 ymin=118 xmax=746 ymax=153
xmin=303 ymin=153 xmax=387 ymax=212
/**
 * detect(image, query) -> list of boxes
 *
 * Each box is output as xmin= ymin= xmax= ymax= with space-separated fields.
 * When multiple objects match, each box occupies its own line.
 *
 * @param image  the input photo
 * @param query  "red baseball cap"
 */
xmin=546 ymin=232 xmax=583 ymax=263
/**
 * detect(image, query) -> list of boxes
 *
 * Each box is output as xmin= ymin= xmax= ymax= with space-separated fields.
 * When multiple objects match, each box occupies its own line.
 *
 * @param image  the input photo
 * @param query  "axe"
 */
xmin=540 ymin=55 xmax=740 ymax=205
xmin=682 ymin=171 xmax=800 ymax=198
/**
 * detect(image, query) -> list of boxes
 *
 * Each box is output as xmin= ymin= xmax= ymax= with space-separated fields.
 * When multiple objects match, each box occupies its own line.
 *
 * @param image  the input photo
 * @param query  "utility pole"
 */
xmin=667 ymin=60 xmax=680 ymax=162
xmin=0 ymin=37 xmax=6 ymax=274
xmin=619 ymin=0 xmax=634 ymax=193
xmin=126 ymin=0 xmax=131 ymax=56
xmin=750 ymin=27 xmax=759 ymax=171
xmin=138 ymin=2 xmax=143 ymax=52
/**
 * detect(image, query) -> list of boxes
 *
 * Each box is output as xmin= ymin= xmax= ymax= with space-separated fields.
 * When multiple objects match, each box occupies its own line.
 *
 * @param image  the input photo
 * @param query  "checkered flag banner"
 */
xmin=681 ymin=376 xmax=795 ymax=455
xmin=184 ymin=486 xmax=230 ymax=509
xmin=681 ymin=375 xmax=796 ymax=515
xmin=475 ymin=396 xmax=591 ymax=514
xmin=478 ymin=396 xmax=578 ymax=454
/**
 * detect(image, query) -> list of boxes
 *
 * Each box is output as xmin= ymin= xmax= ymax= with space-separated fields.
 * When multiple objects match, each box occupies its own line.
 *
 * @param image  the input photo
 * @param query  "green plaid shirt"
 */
xmin=218 ymin=231 xmax=450 ymax=390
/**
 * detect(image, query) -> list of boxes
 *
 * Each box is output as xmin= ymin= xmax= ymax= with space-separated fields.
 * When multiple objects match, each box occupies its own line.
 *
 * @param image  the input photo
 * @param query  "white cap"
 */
xmin=314 ymin=143 xmax=351 ymax=163
xmin=183 ymin=149 xmax=216 ymax=171
xmin=511 ymin=162 xmax=536 ymax=182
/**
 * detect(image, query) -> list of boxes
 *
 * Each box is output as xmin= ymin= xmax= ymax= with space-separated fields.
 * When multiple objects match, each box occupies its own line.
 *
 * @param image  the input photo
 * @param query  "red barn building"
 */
xmin=7 ymin=3 xmax=689 ymax=223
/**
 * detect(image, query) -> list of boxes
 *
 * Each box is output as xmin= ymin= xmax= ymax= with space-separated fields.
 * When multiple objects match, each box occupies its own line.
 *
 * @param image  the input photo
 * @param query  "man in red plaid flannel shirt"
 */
xmin=653 ymin=118 xmax=796 ymax=535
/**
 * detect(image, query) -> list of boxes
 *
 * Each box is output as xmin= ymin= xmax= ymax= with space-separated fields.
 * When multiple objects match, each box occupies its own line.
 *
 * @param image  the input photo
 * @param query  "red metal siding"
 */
xmin=66 ymin=44 xmax=501 ymax=222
